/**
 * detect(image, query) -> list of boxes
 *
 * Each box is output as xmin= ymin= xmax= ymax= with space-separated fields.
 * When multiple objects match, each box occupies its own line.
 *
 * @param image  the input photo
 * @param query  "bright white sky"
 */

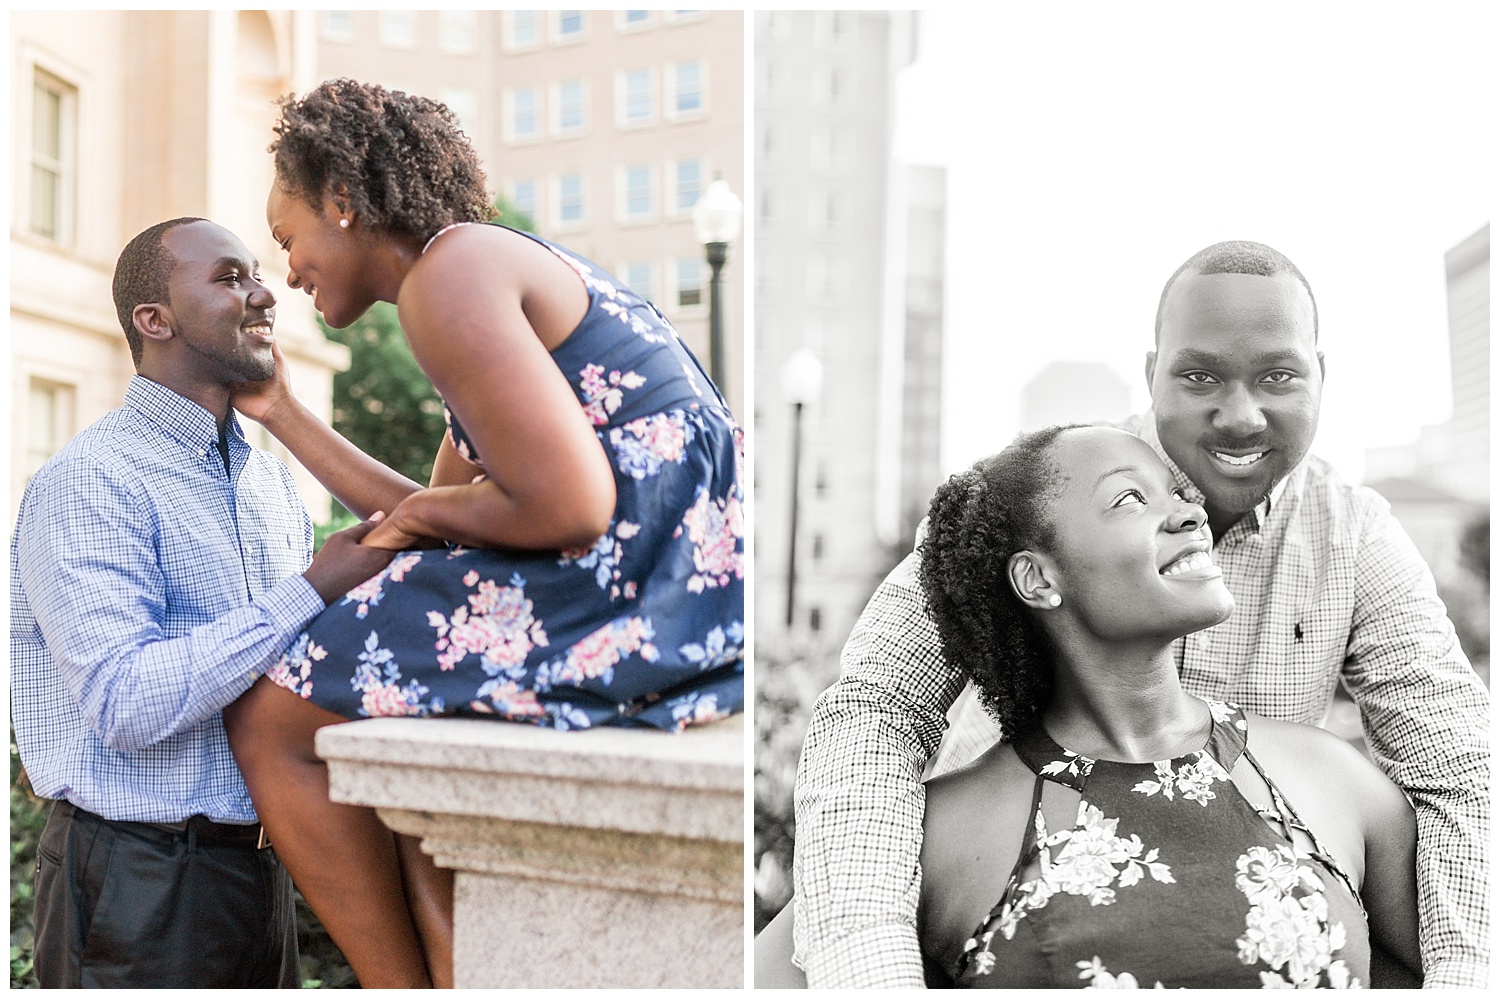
xmin=894 ymin=3 xmax=1494 ymax=484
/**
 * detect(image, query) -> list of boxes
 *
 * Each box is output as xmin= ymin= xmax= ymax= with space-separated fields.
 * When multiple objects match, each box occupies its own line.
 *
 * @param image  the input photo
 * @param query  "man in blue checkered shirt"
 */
xmin=789 ymin=241 xmax=1489 ymax=988
xmin=11 ymin=218 xmax=396 ymax=988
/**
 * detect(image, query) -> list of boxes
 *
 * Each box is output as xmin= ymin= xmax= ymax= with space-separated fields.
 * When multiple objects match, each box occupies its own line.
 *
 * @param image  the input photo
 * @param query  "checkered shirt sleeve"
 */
xmin=792 ymin=550 xmax=965 ymax=988
xmin=1341 ymin=500 xmax=1490 ymax=989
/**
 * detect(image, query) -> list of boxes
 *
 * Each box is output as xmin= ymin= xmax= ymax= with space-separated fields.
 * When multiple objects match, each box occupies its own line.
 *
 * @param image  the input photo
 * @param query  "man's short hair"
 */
xmin=1154 ymin=240 xmax=1318 ymax=343
xmin=111 ymin=217 xmax=206 ymax=367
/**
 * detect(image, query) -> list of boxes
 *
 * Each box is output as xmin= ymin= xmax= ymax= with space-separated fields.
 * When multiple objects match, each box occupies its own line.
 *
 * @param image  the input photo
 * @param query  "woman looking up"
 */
xmin=914 ymin=425 xmax=1420 ymax=988
xmin=223 ymin=79 xmax=744 ymax=987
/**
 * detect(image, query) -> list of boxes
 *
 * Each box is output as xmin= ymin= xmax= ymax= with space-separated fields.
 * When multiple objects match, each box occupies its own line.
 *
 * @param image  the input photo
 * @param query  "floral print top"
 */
xmin=267 ymin=225 xmax=743 ymax=733
xmin=953 ymin=701 xmax=1369 ymax=989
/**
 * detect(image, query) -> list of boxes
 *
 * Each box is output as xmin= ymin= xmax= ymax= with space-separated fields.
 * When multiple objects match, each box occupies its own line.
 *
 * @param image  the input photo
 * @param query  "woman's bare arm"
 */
xmin=230 ymin=343 xmax=423 ymax=519
xmin=368 ymin=226 xmax=616 ymax=552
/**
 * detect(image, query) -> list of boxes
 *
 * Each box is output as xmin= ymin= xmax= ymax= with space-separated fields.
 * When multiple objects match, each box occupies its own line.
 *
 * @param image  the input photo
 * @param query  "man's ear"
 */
xmin=1317 ymin=351 xmax=1325 ymax=384
xmin=1144 ymin=350 xmax=1157 ymax=395
xmin=133 ymin=302 xmax=174 ymax=346
xmin=1007 ymin=550 xmax=1061 ymax=611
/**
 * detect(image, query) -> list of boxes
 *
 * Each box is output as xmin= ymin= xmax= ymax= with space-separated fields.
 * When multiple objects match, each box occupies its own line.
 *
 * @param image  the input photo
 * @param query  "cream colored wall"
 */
xmin=10 ymin=10 xmax=347 ymax=523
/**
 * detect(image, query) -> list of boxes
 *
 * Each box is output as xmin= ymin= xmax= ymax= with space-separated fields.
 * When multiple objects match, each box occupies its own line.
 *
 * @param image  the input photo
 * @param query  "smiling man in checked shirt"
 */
xmin=791 ymin=240 xmax=1489 ymax=988
xmin=11 ymin=218 xmax=396 ymax=988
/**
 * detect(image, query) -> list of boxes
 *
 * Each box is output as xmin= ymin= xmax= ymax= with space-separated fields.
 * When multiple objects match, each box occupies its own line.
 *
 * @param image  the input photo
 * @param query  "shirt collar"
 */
xmin=124 ymin=375 xmax=248 ymax=457
xmin=1135 ymin=410 xmax=1290 ymax=535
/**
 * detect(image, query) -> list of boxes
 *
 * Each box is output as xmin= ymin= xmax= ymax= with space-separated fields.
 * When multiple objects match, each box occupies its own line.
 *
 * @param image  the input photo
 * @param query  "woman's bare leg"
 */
xmin=224 ymin=677 xmax=432 ymax=988
xmin=396 ymin=834 xmax=455 ymax=987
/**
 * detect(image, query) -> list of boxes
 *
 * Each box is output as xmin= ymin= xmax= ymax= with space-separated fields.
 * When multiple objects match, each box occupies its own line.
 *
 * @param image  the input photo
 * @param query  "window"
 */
xmin=665 ymin=10 xmax=706 ymax=24
xmin=30 ymin=69 xmax=76 ymax=243
xmin=673 ymin=159 xmax=704 ymax=215
xmin=320 ymin=10 xmax=354 ymax=43
xmin=620 ymin=69 xmax=654 ymax=127
xmin=619 ymin=10 xmax=652 ymax=31
xmin=668 ymin=61 xmax=705 ymax=119
xmin=507 ymin=87 xmax=541 ymax=142
xmin=812 ymin=534 xmax=825 ymax=562
xmin=555 ymin=10 xmax=586 ymax=42
xmin=623 ymin=262 xmax=655 ymax=303
xmin=622 ymin=165 xmax=655 ymax=221
xmin=816 ymin=11 xmax=855 ymax=48
xmin=27 ymin=379 xmax=73 ymax=479
xmin=554 ymin=79 xmax=587 ymax=135
xmin=676 ymin=258 xmax=704 ymax=308
xmin=509 ymin=179 xmax=538 ymax=228
xmin=557 ymin=174 xmax=587 ymax=228
xmin=379 ymin=11 xmax=416 ymax=48
xmin=439 ymin=10 xmax=475 ymax=54
xmin=809 ymin=606 xmax=823 ymax=632
xmin=506 ymin=10 xmax=541 ymax=51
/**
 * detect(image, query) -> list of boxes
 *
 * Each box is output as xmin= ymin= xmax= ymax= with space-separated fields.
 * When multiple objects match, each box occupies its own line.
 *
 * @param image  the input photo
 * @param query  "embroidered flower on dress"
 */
xmin=610 ymin=412 xmax=694 ymax=479
xmin=535 ymin=616 xmax=657 ymax=689
xmin=578 ymin=363 xmax=647 ymax=426
xmin=427 ymin=571 xmax=548 ymax=672
xmin=674 ymin=487 xmax=744 ymax=593
xmin=1232 ymin=843 xmax=1360 ymax=988
xmin=678 ymin=621 xmax=744 ymax=670
xmin=1131 ymin=752 xmax=1231 ymax=806
xmin=340 ymin=552 xmax=423 ymax=619
xmin=267 ymin=633 xmax=326 ymax=699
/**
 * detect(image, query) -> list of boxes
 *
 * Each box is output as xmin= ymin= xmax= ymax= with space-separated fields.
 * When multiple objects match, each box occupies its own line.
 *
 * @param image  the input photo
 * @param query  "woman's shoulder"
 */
xmin=1242 ymin=711 xmax=1410 ymax=825
xmin=921 ymin=739 xmax=1032 ymax=863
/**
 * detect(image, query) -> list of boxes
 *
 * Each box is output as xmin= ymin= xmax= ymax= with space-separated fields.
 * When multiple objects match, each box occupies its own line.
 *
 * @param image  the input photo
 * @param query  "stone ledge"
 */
xmin=314 ymin=715 xmax=745 ymax=987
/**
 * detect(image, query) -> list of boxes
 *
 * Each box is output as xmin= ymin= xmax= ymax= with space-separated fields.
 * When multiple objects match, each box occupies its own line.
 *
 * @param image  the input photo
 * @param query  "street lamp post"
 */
xmin=691 ymin=176 xmax=742 ymax=394
xmin=780 ymin=349 xmax=823 ymax=630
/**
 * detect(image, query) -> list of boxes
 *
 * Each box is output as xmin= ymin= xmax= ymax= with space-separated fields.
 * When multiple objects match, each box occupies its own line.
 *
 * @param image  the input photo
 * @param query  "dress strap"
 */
xmin=1241 ymin=748 xmax=1366 ymax=915
xmin=954 ymin=771 xmax=1049 ymax=981
xmin=421 ymin=221 xmax=477 ymax=255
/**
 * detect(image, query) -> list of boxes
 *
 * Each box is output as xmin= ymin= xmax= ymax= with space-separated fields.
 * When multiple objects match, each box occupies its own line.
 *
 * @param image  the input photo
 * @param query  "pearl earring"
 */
xmin=1047 ymin=594 xmax=1062 ymax=607
xmin=339 ymin=218 xmax=350 ymax=229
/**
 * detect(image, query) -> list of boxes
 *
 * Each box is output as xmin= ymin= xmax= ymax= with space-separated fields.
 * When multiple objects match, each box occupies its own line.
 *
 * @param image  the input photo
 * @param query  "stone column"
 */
xmin=315 ymin=715 xmax=744 ymax=988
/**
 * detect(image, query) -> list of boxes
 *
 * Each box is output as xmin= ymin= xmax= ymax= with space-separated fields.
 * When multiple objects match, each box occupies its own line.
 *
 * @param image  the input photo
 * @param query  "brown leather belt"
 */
xmin=56 ymin=800 xmax=271 ymax=850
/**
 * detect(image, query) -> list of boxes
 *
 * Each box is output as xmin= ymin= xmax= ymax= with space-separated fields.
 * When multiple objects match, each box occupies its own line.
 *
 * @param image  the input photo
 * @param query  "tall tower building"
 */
xmin=1443 ymin=224 xmax=1489 ymax=502
xmin=1019 ymin=361 xmax=1133 ymax=433
xmin=754 ymin=11 xmax=919 ymax=643
xmin=897 ymin=164 xmax=947 ymax=548
xmin=313 ymin=9 xmax=745 ymax=415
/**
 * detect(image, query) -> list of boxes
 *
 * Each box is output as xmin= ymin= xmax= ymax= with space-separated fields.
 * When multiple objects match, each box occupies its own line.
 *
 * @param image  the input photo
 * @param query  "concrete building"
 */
xmin=754 ymin=10 xmax=920 ymax=643
xmin=313 ymin=9 xmax=745 ymax=416
xmin=1019 ymin=361 xmax=1133 ymax=433
xmin=12 ymin=10 xmax=346 ymax=520
xmin=896 ymin=164 xmax=947 ymax=548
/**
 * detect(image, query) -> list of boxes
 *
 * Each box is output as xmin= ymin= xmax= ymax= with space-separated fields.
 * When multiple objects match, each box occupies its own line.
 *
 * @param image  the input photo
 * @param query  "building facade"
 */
xmin=754 ymin=10 xmax=920 ymax=643
xmin=12 ymin=10 xmax=346 ymax=520
xmin=313 ymin=9 xmax=746 ymax=416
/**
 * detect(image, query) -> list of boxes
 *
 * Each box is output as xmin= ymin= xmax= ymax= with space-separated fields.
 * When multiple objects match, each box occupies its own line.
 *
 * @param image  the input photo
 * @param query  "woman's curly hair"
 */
xmin=270 ymin=79 xmax=492 ymax=241
xmin=918 ymin=424 xmax=1082 ymax=740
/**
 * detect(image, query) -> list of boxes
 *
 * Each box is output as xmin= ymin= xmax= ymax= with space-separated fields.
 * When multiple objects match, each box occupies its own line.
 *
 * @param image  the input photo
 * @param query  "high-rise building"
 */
xmin=313 ymin=9 xmax=745 ymax=416
xmin=754 ymin=10 xmax=919 ymax=643
xmin=1443 ymin=224 xmax=1488 ymax=502
xmin=11 ymin=10 xmax=345 ymax=520
xmin=897 ymin=164 xmax=947 ymax=548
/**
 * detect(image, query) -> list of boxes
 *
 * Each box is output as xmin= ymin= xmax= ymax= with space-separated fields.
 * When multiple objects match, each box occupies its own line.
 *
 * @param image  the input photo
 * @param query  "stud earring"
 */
xmin=339 ymin=218 xmax=350 ymax=229
xmin=1047 ymin=594 xmax=1062 ymax=607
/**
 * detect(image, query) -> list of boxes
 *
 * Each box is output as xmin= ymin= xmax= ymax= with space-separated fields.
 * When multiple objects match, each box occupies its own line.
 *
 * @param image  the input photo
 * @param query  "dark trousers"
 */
xmin=33 ymin=800 xmax=300 ymax=989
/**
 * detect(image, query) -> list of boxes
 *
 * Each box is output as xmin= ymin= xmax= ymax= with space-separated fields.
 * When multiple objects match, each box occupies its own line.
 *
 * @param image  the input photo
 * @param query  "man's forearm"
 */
xmin=790 ymin=550 xmax=965 ymax=986
xmin=47 ymin=574 xmax=324 ymax=752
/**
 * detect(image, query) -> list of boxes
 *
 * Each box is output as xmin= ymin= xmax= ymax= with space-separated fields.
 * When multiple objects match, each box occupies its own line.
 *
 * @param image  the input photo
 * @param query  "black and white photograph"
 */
xmin=753 ymin=6 xmax=1489 ymax=990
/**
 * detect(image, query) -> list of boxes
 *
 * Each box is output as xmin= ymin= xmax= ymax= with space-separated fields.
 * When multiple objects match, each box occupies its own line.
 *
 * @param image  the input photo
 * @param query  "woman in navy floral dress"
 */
xmin=222 ymin=80 xmax=741 ymax=987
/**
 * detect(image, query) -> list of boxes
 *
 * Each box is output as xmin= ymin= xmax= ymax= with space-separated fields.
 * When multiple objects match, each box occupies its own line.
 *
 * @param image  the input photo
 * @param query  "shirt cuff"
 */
xmin=1421 ymin=958 xmax=1488 ymax=989
xmin=256 ymin=574 xmax=326 ymax=658
xmin=801 ymin=922 xmax=926 ymax=989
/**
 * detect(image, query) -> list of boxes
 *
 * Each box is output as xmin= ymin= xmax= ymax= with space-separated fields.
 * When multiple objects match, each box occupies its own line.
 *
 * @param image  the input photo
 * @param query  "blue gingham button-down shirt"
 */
xmin=11 ymin=376 xmax=326 ymax=823
xmin=793 ymin=412 xmax=1490 ymax=989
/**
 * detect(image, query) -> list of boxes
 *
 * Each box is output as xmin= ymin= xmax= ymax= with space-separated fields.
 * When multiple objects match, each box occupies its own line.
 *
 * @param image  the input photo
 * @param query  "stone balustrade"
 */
xmin=316 ymin=715 xmax=744 ymax=988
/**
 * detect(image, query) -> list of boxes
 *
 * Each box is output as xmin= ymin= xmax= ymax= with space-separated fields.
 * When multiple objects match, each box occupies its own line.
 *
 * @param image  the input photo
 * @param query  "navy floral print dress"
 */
xmin=267 ymin=225 xmax=743 ymax=732
xmin=952 ymin=701 xmax=1370 ymax=989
